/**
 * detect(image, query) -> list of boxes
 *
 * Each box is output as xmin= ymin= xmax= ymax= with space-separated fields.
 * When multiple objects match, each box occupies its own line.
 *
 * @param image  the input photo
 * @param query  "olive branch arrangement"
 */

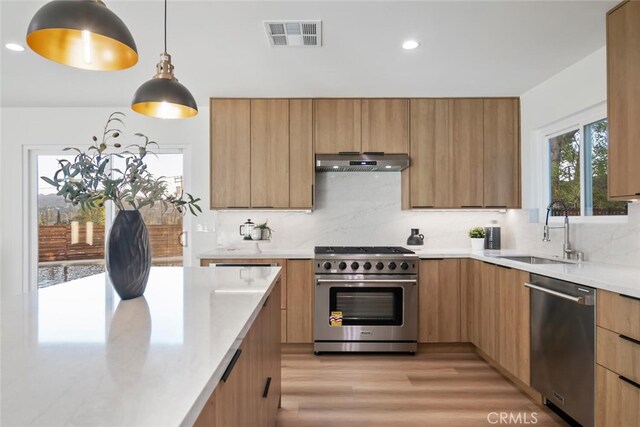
xmin=41 ymin=112 xmax=202 ymax=215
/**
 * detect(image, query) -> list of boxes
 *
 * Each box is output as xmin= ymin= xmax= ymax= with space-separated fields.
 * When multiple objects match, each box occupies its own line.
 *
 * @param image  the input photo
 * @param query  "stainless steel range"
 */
xmin=313 ymin=246 xmax=418 ymax=354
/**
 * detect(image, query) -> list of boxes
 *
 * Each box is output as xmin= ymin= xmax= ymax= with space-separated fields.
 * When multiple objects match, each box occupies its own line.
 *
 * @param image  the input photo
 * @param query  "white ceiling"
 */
xmin=0 ymin=0 xmax=616 ymax=108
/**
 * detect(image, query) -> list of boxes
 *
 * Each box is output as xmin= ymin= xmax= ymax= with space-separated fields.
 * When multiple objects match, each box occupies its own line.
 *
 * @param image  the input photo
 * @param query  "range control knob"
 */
xmin=351 ymin=262 xmax=360 ymax=270
xmin=388 ymin=262 xmax=397 ymax=270
xmin=363 ymin=262 xmax=372 ymax=270
xmin=375 ymin=262 xmax=384 ymax=270
xmin=400 ymin=262 xmax=409 ymax=270
xmin=338 ymin=262 xmax=347 ymax=270
xmin=323 ymin=261 xmax=332 ymax=270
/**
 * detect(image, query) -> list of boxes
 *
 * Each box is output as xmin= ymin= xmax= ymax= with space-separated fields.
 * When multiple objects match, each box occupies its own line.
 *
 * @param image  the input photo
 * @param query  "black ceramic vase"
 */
xmin=106 ymin=210 xmax=152 ymax=300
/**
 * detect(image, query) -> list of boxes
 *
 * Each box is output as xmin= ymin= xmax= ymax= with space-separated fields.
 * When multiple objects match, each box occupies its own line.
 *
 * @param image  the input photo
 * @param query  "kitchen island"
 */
xmin=1 ymin=266 xmax=282 ymax=427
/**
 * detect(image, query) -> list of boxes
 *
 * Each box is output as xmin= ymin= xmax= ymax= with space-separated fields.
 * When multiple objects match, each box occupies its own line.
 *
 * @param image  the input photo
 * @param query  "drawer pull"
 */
xmin=262 ymin=377 xmax=272 ymax=398
xmin=619 ymin=293 xmax=640 ymax=303
xmin=619 ymin=334 xmax=640 ymax=346
xmin=221 ymin=349 xmax=242 ymax=383
xmin=263 ymin=294 xmax=271 ymax=307
xmin=618 ymin=375 xmax=640 ymax=390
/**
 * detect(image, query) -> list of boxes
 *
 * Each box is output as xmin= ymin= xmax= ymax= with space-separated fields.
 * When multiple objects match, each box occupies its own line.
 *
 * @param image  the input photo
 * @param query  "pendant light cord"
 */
xmin=164 ymin=0 xmax=167 ymax=53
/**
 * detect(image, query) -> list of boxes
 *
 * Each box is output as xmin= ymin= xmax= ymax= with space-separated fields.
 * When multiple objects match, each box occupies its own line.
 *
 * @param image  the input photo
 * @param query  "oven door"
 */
xmin=314 ymin=275 xmax=418 ymax=342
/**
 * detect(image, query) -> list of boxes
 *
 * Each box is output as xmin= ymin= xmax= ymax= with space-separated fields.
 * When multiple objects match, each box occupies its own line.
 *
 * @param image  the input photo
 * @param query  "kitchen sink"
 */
xmin=497 ymin=256 xmax=573 ymax=265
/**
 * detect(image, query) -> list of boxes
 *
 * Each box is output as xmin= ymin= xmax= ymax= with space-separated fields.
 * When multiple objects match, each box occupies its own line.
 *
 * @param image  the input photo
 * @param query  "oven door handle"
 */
xmin=316 ymin=279 xmax=417 ymax=285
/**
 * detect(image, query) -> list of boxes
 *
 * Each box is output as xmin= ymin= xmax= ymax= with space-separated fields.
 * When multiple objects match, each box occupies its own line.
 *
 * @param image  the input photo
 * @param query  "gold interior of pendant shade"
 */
xmin=27 ymin=28 xmax=138 ymax=71
xmin=131 ymin=101 xmax=198 ymax=119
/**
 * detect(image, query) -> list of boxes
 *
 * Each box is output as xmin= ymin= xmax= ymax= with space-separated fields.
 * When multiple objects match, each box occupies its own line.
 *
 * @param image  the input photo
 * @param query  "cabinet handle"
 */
xmin=619 ymin=334 xmax=640 ymax=346
xmin=635 ymin=193 xmax=640 ymax=196
xmin=262 ymin=377 xmax=272 ymax=398
xmin=311 ymin=184 xmax=314 ymax=206
xmin=221 ymin=349 xmax=242 ymax=382
xmin=619 ymin=293 xmax=640 ymax=303
xmin=618 ymin=375 xmax=640 ymax=390
xmin=496 ymin=264 xmax=512 ymax=270
xmin=263 ymin=294 xmax=271 ymax=307
xmin=253 ymin=206 xmax=274 ymax=209
xmin=412 ymin=205 xmax=434 ymax=209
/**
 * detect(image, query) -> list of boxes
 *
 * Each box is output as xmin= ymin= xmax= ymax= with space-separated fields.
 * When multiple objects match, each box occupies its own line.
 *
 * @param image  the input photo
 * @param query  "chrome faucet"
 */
xmin=543 ymin=200 xmax=579 ymax=260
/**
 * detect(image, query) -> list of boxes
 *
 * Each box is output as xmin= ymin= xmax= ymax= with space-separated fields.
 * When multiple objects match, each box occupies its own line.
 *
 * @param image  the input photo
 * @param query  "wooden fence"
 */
xmin=39 ymin=224 xmax=183 ymax=262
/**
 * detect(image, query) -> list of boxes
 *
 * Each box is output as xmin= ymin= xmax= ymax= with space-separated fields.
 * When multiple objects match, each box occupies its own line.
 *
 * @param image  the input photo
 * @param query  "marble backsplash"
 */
xmin=205 ymin=172 xmax=640 ymax=268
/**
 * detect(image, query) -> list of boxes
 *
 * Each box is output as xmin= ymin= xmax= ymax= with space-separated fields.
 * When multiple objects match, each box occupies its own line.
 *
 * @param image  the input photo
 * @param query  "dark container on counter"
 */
xmin=485 ymin=221 xmax=501 ymax=250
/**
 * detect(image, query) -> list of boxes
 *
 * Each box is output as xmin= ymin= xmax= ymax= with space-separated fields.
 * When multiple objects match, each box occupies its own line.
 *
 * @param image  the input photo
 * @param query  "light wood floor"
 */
xmin=276 ymin=352 xmax=566 ymax=427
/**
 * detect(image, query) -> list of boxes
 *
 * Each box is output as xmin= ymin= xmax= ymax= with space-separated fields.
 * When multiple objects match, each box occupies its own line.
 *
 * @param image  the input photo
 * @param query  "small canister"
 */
xmin=485 ymin=220 xmax=501 ymax=250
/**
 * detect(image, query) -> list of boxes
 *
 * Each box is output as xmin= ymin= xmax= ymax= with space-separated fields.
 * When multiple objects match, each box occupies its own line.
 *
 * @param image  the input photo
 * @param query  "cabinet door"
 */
xmin=313 ymin=99 xmax=361 ymax=154
xmin=409 ymin=99 xmax=454 ymax=208
xmin=496 ymin=267 xmax=530 ymax=385
xmin=478 ymin=262 xmax=497 ymax=358
xmin=289 ymin=99 xmax=314 ymax=209
xmin=452 ymin=99 xmax=484 ymax=208
xmin=264 ymin=280 xmax=282 ymax=426
xmin=210 ymin=99 xmax=251 ymax=208
xmin=596 ymin=364 xmax=640 ymax=426
xmin=461 ymin=259 xmax=482 ymax=346
xmin=607 ymin=1 xmax=640 ymax=199
xmin=419 ymin=259 xmax=461 ymax=343
xmin=286 ymin=259 xmax=314 ymax=343
xmin=250 ymin=99 xmax=290 ymax=208
xmin=362 ymin=99 xmax=409 ymax=154
xmin=483 ymin=98 xmax=521 ymax=208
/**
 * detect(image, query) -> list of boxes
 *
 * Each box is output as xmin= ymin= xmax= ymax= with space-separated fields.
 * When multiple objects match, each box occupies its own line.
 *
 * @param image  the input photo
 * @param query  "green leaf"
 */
xmin=41 ymin=176 xmax=58 ymax=187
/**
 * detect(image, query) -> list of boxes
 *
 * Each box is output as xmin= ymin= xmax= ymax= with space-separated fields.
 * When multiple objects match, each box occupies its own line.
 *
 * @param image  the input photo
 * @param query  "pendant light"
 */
xmin=131 ymin=0 xmax=197 ymax=119
xmin=26 ymin=0 xmax=138 ymax=71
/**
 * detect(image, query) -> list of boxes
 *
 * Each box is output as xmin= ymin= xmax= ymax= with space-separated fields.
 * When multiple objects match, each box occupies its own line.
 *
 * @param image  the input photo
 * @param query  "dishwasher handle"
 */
xmin=525 ymin=282 xmax=593 ymax=306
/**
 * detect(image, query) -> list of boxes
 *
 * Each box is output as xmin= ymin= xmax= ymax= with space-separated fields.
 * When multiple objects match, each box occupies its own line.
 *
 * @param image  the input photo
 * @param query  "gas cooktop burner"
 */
xmin=314 ymin=246 xmax=415 ymax=255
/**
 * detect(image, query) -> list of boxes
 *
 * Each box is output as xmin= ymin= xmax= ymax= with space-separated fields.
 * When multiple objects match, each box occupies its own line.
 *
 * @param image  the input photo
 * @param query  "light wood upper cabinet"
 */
xmin=607 ymin=0 xmax=640 ymax=199
xmin=483 ymin=98 xmax=521 ymax=208
xmin=419 ymin=259 xmax=461 ymax=343
xmin=286 ymin=259 xmax=314 ymax=343
xmin=362 ymin=99 xmax=409 ymax=154
xmin=210 ymin=99 xmax=251 ymax=209
xmin=289 ymin=99 xmax=314 ymax=209
xmin=314 ymin=99 xmax=362 ymax=154
xmin=408 ymin=99 xmax=454 ymax=208
xmin=251 ymin=99 xmax=290 ymax=208
xmin=452 ymin=98 xmax=485 ymax=208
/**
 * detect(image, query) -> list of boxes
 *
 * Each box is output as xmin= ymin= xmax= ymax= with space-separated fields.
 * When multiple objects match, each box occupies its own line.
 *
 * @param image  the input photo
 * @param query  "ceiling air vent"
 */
xmin=264 ymin=21 xmax=322 ymax=47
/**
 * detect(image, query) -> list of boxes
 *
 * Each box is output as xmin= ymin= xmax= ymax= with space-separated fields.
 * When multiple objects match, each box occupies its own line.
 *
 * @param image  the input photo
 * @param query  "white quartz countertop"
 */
xmin=411 ymin=248 xmax=640 ymax=298
xmin=198 ymin=248 xmax=314 ymax=260
xmin=1 ymin=266 xmax=281 ymax=427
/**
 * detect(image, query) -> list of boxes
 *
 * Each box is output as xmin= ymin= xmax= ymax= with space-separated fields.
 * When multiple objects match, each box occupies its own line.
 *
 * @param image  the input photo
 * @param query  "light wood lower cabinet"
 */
xmin=418 ymin=259 xmax=461 ymax=343
xmin=596 ymin=364 xmax=640 ymax=427
xmin=478 ymin=261 xmax=497 ymax=359
xmin=195 ymin=280 xmax=281 ymax=427
xmin=496 ymin=266 xmax=530 ymax=386
xmin=286 ymin=259 xmax=314 ymax=343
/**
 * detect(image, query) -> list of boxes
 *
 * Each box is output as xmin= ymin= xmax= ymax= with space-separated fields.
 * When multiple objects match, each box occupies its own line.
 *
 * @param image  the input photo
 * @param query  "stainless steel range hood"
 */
xmin=315 ymin=153 xmax=410 ymax=172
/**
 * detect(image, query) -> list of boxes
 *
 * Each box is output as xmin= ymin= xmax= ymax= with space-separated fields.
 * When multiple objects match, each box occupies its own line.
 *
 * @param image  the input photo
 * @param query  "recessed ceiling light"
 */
xmin=402 ymin=40 xmax=419 ymax=50
xmin=5 ymin=42 xmax=25 ymax=52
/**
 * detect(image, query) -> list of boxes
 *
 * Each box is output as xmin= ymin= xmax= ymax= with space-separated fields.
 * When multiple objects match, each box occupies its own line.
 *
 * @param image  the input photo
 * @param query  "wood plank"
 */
xmin=419 ymin=259 xmax=461 ymax=343
xmin=210 ymin=99 xmax=251 ymax=208
xmin=479 ymin=262 xmax=497 ymax=359
xmin=277 ymin=352 xmax=564 ymax=427
xmin=483 ymin=98 xmax=521 ymax=208
xmin=289 ymin=99 xmax=314 ymax=209
xmin=607 ymin=1 xmax=640 ymax=199
xmin=313 ymin=99 xmax=361 ymax=154
xmin=451 ymin=98 xmax=484 ymax=208
xmin=250 ymin=99 xmax=290 ymax=208
xmin=362 ymin=99 xmax=409 ymax=154
xmin=286 ymin=260 xmax=314 ymax=343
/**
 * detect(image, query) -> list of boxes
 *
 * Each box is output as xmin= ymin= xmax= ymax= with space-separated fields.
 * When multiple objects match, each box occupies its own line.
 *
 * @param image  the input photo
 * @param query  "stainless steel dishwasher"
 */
xmin=527 ymin=274 xmax=595 ymax=427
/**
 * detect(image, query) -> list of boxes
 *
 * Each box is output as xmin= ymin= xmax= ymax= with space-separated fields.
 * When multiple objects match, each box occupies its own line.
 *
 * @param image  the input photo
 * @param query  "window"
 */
xmin=544 ymin=114 xmax=628 ymax=218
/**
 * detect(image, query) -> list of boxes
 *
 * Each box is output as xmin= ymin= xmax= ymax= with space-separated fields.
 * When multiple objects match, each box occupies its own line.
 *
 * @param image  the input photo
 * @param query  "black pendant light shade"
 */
xmin=26 ymin=0 xmax=138 ymax=71
xmin=131 ymin=53 xmax=198 ymax=119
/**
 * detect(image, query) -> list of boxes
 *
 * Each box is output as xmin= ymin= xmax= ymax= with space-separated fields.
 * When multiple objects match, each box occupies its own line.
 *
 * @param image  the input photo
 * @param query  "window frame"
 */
xmin=536 ymin=103 xmax=628 ymax=224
